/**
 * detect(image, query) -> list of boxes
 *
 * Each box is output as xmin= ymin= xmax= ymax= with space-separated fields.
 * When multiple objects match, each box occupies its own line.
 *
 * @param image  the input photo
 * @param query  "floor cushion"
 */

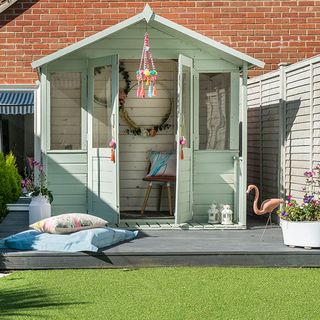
xmin=0 ymin=228 xmax=138 ymax=252
xmin=30 ymin=213 xmax=108 ymax=234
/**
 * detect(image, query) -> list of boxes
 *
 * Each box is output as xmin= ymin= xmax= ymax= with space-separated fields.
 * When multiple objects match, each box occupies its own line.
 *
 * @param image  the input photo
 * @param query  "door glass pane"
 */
xmin=93 ymin=65 xmax=112 ymax=148
xmin=50 ymin=72 xmax=81 ymax=150
xmin=199 ymin=73 xmax=230 ymax=150
xmin=181 ymin=65 xmax=191 ymax=147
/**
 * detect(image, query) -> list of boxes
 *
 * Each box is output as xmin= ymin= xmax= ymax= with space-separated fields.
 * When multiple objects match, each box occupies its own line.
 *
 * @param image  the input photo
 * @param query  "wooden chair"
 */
xmin=141 ymin=163 xmax=176 ymax=216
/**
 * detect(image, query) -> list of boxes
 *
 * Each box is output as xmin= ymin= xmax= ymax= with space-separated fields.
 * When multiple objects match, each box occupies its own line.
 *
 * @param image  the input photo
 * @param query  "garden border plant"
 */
xmin=278 ymin=164 xmax=320 ymax=221
xmin=0 ymin=152 xmax=22 ymax=220
xmin=278 ymin=163 xmax=320 ymax=248
xmin=22 ymin=160 xmax=53 ymax=204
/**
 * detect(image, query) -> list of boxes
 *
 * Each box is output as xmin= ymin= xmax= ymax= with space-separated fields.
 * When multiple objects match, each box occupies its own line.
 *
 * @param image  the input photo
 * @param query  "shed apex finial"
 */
xmin=143 ymin=4 xmax=154 ymax=23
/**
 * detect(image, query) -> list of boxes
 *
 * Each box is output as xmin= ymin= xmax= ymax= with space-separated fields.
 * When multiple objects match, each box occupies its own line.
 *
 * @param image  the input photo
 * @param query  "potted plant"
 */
xmin=278 ymin=164 xmax=320 ymax=249
xmin=27 ymin=160 xmax=53 ymax=225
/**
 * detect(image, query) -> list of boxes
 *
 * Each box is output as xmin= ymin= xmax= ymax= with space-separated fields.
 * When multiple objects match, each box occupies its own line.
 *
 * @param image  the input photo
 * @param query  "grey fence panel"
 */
xmin=247 ymin=74 xmax=280 ymax=215
xmin=247 ymin=55 xmax=320 ymax=213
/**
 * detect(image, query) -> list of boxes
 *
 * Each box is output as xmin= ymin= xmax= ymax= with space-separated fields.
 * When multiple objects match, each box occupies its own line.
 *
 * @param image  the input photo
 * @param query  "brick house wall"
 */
xmin=1 ymin=0 xmax=320 ymax=84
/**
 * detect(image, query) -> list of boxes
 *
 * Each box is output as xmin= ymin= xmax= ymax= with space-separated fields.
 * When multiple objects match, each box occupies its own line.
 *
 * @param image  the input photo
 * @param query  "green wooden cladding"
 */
xmin=193 ymin=151 xmax=238 ymax=222
xmin=37 ymin=15 xmax=252 ymax=226
xmin=44 ymin=152 xmax=88 ymax=215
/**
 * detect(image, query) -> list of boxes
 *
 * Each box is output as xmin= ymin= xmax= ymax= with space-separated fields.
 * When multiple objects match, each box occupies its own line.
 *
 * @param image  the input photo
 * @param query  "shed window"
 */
xmin=93 ymin=65 xmax=112 ymax=148
xmin=199 ymin=73 xmax=230 ymax=150
xmin=50 ymin=72 xmax=82 ymax=150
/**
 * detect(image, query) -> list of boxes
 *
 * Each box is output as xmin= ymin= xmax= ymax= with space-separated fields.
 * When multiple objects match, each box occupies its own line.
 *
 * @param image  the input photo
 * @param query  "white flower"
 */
xmin=141 ymin=128 xmax=149 ymax=137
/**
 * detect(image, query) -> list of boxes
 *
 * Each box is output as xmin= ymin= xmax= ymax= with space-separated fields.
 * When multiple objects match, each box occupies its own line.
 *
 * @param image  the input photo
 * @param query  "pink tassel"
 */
xmin=111 ymin=147 xmax=115 ymax=163
xmin=140 ymin=85 xmax=145 ymax=98
xmin=137 ymin=86 xmax=141 ymax=97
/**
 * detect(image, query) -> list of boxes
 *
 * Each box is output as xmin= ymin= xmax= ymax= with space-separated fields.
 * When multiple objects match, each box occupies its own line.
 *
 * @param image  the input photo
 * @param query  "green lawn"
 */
xmin=0 ymin=267 xmax=319 ymax=319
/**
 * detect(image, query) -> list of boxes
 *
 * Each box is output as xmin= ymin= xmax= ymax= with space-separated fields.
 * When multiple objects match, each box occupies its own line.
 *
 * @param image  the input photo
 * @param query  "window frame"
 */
xmin=46 ymin=64 xmax=87 ymax=152
xmin=194 ymin=69 xmax=240 ymax=152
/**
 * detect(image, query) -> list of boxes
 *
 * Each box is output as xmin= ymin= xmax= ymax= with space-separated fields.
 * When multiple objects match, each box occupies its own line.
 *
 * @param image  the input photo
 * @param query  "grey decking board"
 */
xmin=2 ymin=252 xmax=320 ymax=269
xmin=1 ymin=211 xmax=320 ymax=269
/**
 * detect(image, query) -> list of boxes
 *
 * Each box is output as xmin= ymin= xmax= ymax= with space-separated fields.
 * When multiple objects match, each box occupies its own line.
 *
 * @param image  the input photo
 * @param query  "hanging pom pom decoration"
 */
xmin=109 ymin=139 xmax=116 ymax=163
xmin=179 ymin=136 xmax=186 ymax=160
xmin=136 ymin=33 xmax=158 ymax=98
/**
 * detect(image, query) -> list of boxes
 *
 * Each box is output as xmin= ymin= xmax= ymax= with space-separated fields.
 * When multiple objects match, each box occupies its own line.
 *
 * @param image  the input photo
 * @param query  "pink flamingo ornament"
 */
xmin=246 ymin=184 xmax=285 ymax=215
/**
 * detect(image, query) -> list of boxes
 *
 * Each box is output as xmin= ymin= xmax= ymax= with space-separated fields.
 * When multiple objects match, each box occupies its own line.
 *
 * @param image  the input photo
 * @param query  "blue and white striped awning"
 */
xmin=0 ymin=91 xmax=34 ymax=115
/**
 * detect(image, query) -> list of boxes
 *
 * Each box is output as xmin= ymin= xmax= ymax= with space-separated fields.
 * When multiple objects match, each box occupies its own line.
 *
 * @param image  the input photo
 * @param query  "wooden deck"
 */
xmin=1 ymin=210 xmax=320 ymax=269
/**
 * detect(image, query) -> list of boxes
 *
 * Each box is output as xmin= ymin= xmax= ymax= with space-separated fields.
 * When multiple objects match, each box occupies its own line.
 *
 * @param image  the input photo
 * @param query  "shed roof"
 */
xmin=32 ymin=4 xmax=264 ymax=69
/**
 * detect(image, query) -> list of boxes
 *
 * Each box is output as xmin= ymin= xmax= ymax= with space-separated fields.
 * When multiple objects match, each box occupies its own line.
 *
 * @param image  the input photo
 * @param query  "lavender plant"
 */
xmin=278 ymin=164 xmax=320 ymax=221
xmin=22 ymin=160 xmax=53 ymax=203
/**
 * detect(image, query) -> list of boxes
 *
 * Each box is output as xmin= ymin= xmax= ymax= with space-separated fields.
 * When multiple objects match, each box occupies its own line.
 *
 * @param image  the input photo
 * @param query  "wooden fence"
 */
xmin=247 ymin=55 xmax=320 ymax=212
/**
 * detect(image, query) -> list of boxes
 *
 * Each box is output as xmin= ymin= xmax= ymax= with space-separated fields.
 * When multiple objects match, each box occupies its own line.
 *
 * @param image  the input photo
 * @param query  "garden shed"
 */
xmin=247 ymin=54 xmax=320 ymax=211
xmin=32 ymin=5 xmax=263 ymax=227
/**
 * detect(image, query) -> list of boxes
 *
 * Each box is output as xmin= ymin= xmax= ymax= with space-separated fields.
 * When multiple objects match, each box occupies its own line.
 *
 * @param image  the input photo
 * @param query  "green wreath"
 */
xmin=120 ymin=81 xmax=172 ymax=137
xmin=94 ymin=62 xmax=172 ymax=137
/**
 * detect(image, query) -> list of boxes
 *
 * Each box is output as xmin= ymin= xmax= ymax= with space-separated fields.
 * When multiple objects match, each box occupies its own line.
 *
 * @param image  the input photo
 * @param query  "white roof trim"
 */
xmin=32 ymin=13 xmax=145 ymax=69
xmin=32 ymin=4 xmax=264 ymax=69
xmin=153 ymin=15 xmax=264 ymax=69
xmin=0 ymin=0 xmax=18 ymax=14
xmin=143 ymin=4 xmax=154 ymax=23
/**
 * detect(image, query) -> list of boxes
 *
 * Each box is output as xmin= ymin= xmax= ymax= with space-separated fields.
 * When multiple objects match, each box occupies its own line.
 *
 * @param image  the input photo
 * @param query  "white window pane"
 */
xmin=199 ymin=73 xmax=230 ymax=150
xmin=93 ymin=66 xmax=112 ymax=148
xmin=50 ymin=72 xmax=82 ymax=150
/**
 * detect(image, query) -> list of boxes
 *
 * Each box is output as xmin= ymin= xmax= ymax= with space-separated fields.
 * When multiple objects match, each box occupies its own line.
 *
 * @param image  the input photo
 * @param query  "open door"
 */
xmin=87 ymin=55 xmax=119 ymax=224
xmin=175 ymin=54 xmax=193 ymax=224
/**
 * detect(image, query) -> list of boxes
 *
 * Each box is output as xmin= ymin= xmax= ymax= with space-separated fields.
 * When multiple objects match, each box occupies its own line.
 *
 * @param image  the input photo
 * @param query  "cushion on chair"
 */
xmin=146 ymin=151 xmax=176 ymax=177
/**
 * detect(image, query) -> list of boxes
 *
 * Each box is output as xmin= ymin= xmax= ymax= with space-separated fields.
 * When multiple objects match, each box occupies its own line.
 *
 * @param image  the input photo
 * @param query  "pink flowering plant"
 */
xmin=278 ymin=164 xmax=320 ymax=221
xmin=22 ymin=160 xmax=53 ymax=203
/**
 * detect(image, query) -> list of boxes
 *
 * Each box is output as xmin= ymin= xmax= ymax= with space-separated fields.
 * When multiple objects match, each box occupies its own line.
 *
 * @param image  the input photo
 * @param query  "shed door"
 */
xmin=175 ymin=54 xmax=193 ymax=224
xmin=87 ymin=55 xmax=119 ymax=224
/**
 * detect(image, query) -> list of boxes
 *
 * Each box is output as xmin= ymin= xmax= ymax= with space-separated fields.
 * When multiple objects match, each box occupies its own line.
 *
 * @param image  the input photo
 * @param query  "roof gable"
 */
xmin=32 ymin=4 xmax=264 ymax=69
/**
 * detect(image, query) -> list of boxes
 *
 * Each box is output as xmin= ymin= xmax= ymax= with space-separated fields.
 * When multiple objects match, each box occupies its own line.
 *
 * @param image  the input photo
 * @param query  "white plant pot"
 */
xmin=280 ymin=219 xmax=320 ymax=248
xmin=29 ymin=195 xmax=51 ymax=225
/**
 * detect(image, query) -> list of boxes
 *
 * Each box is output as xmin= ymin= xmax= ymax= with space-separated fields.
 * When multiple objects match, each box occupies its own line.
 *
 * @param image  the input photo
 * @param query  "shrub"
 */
xmin=0 ymin=152 xmax=22 ymax=220
xmin=6 ymin=152 xmax=22 ymax=202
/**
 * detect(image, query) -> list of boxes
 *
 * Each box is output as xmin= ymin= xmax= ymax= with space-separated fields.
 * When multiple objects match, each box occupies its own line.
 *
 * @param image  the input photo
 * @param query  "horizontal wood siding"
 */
xmin=193 ymin=151 xmax=237 ymax=222
xmin=45 ymin=23 xmax=243 ymax=218
xmin=247 ymin=81 xmax=261 ymax=215
xmin=44 ymin=152 xmax=87 ymax=215
xmin=176 ymin=148 xmax=192 ymax=223
xmin=312 ymin=62 xmax=320 ymax=171
xmin=285 ymin=65 xmax=311 ymax=200
xmin=119 ymin=60 xmax=177 ymax=211
xmin=65 ymin=24 xmax=223 ymax=61
xmin=248 ymin=55 xmax=320 ymax=204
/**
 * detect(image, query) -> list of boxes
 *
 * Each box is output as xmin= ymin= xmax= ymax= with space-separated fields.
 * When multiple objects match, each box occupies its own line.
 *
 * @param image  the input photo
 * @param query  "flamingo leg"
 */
xmin=260 ymin=213 xmax=272 ymax=241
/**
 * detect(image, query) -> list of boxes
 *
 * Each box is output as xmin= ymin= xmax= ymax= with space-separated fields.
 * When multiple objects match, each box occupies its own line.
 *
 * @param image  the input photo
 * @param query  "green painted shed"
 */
xmin=32 ymin=5 xmax=264 ymax=228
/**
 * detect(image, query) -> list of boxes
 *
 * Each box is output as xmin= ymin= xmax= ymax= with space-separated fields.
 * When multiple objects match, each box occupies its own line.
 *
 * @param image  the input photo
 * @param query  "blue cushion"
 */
xmin=147 ymin=151 xmax=176 ymax=177
xmin=0 ymin=228 xmax=138 ymax=252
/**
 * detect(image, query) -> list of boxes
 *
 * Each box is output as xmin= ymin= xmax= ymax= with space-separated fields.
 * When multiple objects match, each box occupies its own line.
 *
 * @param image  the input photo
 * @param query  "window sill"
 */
xmin=46 ymin=150 xmax=87 ymax=154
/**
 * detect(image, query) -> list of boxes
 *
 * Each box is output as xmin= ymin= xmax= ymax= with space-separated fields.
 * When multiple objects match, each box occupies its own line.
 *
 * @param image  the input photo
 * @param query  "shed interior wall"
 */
xmin=119 ymin=60 xmax=177 ymax=212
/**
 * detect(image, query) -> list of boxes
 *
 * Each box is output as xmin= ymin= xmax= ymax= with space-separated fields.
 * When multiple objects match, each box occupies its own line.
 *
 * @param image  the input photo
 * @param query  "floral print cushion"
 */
xmin=30 ymin=213 xmax=108 ymax=234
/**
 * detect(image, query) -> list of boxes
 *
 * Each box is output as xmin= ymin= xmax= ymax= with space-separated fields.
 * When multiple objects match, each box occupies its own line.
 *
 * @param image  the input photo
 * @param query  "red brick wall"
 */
xmin=1 ymin=0 xmax=320 ymax=84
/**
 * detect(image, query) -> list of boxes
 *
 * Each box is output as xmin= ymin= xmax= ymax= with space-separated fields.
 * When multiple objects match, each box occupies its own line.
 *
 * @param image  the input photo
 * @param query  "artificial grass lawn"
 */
xmin=0 ymin=268 xmax=319 ymax=320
